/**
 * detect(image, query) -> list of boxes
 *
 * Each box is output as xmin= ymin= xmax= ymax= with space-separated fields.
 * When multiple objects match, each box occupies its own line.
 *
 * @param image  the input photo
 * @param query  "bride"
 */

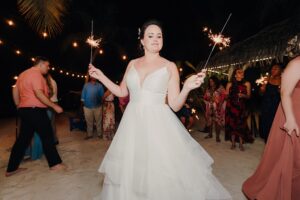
xmin=89 ymin=20 xmax=232 ymax=200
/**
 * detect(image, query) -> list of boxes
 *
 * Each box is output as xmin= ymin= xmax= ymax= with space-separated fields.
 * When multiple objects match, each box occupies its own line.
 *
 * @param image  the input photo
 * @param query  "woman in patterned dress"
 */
xmin=102 ymin=90 xmax=116 ymax=140
xmin=225 ymin=68 xmax=251 ymax=151
xmin=203 ymin=76 xmax=226 ymax=142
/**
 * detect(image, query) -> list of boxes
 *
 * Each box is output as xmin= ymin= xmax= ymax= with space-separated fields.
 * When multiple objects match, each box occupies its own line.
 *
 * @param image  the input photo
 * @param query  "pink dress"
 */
xmin=242 ymin=81 xmax=300 ymax=200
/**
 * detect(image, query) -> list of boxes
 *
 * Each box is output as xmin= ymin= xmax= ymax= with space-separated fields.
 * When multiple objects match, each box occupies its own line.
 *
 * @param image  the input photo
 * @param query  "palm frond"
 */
xmin=17 ymin=0 xmax=68 ymax=37
xmin=184 ymin=61 xmax=197 ymax=72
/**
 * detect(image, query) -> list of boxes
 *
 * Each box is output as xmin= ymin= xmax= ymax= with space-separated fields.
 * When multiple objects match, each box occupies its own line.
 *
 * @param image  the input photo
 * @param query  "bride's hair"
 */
xmin=137 ymin=19 xmax=163 ymax=55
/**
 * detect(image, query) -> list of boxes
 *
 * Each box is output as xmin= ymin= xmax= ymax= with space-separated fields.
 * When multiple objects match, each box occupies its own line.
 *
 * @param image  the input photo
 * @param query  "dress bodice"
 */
xmin=126 ymin=65 xmax=170 ymax=105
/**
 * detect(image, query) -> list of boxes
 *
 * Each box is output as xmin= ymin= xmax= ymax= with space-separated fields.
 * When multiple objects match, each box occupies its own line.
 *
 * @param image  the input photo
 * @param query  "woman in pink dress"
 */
xmin=242 ymin=36 xmax=300 ymax=199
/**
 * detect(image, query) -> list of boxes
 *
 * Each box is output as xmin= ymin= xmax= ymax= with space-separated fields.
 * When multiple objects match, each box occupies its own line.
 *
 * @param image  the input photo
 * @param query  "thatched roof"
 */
xmin=197 ymin=15 xmax=300 ymax=71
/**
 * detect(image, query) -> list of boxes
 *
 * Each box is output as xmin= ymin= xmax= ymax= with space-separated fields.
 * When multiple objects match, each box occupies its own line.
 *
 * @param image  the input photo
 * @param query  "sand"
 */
xmin=0 ymin=113 xmax=264 ymax=200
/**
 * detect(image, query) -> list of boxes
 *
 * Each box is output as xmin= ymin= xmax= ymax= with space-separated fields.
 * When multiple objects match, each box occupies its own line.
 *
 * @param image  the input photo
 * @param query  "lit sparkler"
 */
xmin=86 ymin=35 xmax=101 ymax=48
xmin=86 ymin=20 xmax=102 ymax=64
xmin=255 ymin=74 xmax=268 ymax=85
xmin=203 ymin=28 xmax=231 ymax=50
xmin=201 ymin=13 xmax=232 ymax=70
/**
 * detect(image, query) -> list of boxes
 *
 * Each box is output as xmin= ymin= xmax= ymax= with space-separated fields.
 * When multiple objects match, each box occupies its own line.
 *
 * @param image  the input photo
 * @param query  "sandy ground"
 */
xmin=0 ymin=112 xmax=264 ymax=200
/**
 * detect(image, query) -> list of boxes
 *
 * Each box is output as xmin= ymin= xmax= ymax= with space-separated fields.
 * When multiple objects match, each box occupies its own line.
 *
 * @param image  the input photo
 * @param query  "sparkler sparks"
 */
xmin=203 ymin=28 xmax=230 ymax=50
xmin=255 ymin=74 xmax=268 ymax=85
xmin=86 ymin=36 xmax=101 ymax=48
xmin=201 ymin=13 xmax=232 ymax=70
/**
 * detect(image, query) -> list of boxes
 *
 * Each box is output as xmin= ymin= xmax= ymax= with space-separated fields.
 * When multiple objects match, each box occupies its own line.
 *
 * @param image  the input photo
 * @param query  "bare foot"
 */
xmin=50 ymin=163 xmax=68 ymax=171
xmin=5 ymin=168 xmax=27 ymax=177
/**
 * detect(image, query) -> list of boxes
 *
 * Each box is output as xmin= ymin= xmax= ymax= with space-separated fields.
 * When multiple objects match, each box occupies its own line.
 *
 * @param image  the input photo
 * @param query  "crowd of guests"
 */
xmin=6 ymin=54 xmax=284 ymax=177
xmin=181 ymin=64 xmax=283 ymax=152
xmin=80 ymin=76 xmax=129 ymax=141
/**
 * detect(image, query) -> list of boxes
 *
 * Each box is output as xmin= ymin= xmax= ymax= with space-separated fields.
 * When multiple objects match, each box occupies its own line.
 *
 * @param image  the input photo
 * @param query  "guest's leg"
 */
xmin=205 ymin=124 xmax=213 ymax=139
xmin=34 ymin=109 xmax=62 ymax=167
xmin=231 ymin=134 xmax=236 ymax=149
xmin=215 ymin=123 xmax=221 ymax=142
xmin=204 ymin=117 xmax=213 ymax=138
xmin=239 ymin=136 xmax=245 ymax=151
xmin=102 ymin=104 xmax=108 ymax=140
xmin=6 ymin=109 xmax=35 ymax=172
xmin=83 ymin=107 xmax=94 ymax=138
xmin=94 ymin=106 xmax=103 ymax=137
xmin=47 ymin=109 xmax=58 ymax=144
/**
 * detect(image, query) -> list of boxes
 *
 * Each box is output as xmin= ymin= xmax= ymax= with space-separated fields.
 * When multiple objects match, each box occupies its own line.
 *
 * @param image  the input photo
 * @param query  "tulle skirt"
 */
xmin=97 ymin=102 xmax=232 ymax=200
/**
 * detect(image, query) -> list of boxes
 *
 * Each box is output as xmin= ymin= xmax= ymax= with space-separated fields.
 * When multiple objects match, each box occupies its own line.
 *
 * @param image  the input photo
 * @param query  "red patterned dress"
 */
xmin=225 ymin=81 xmax=249 ymax=141
xmin=204 ymin=86 xmax=227 ymax=127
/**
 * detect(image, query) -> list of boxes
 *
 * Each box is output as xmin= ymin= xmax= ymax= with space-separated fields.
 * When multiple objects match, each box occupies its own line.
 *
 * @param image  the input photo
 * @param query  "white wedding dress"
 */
xmin=97 ymin=65 xmax=232 ymax=200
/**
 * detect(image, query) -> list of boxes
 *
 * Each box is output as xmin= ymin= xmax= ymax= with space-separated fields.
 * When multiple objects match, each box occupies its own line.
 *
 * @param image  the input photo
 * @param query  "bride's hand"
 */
xmin=88 ymin=64 xmax=104 ymax=80
xmin=183 ymin=69 xmax=206 ymax=91
xmin=281 ymin=118 xmax=299 ymax=137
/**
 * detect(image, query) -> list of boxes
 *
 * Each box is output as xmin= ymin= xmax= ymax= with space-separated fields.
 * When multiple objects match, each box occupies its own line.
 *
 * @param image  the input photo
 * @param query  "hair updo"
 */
xmin=137 ymin=19 xmax=163 ymax=54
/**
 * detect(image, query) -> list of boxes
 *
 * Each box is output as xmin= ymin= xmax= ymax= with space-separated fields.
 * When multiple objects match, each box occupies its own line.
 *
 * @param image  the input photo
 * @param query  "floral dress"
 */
xmin=103 ymin=93 xmax=116 ymax=140
xmin=203 ymin=86 xmax=226 ymax=127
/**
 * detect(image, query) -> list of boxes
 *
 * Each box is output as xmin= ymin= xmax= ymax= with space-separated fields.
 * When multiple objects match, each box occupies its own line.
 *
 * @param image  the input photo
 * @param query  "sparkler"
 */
xmin=201 ymin=13 xmax=232 ymax=70
xmin=203 ymin=28 xmax=231 ymax=50
xmin=86 ymin=20 xmax=102 ymax=64
xmin=255 ymin=73 xmax=269 ymax=85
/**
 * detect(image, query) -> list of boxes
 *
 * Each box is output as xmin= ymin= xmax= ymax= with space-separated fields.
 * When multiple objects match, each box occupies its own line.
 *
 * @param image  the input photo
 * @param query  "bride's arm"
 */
xmin=89 ymin=61 xmax=133 ymax=98
xmin=281 ymin=58 xmax=300 ymax=136
xmin=167 ymin=62 xmax=205 ymax=112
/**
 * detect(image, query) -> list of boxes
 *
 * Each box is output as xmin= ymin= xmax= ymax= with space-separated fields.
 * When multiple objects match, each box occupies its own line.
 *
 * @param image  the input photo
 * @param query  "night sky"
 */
xmin=1 ymin=0 xmax=300 ymax=117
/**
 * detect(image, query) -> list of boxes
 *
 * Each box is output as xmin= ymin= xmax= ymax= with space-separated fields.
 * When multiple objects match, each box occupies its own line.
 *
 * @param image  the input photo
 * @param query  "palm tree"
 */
xmin=17 ymin=0 xmax=69 ymax=37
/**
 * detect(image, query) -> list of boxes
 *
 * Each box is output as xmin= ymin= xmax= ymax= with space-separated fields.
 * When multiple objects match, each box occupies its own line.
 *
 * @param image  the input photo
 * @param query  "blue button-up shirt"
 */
xmin=81 ymin=82 xmax=104 ymax=108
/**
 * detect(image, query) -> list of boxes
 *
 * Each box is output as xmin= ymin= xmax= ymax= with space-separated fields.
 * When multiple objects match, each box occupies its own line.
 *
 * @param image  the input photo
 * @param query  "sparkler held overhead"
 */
xmin=201 ymin=13 xmax=232 ymax=70
xmin=86 ymin=20 xmax=102 ymax=64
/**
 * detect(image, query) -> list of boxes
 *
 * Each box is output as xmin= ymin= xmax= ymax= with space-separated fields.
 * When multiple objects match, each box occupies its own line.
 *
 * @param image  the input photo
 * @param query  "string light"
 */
xmin=7 ymin=19 xmax=14 ymax=26
xmin=14 ymin=76 xmax=18 ymax=80
xmin=122 ymin=55 xmax=127 ymax=60
xmin=72 ymin=42 xmax=78 ymax=47
xmin=179 ymin=68 xmax=183 ymax=72
xmin=42 ymin=32 xmax=48 ymax=38
xmin=0 ymin=19 xmax=115 ymax=80
xmin=12 ymin=85 xmax=16 ymax=88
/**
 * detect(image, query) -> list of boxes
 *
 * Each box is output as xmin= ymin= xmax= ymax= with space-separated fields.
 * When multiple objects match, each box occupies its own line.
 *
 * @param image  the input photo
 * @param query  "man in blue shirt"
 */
xmin=81 ymin=77 xmax=104 ymax=139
